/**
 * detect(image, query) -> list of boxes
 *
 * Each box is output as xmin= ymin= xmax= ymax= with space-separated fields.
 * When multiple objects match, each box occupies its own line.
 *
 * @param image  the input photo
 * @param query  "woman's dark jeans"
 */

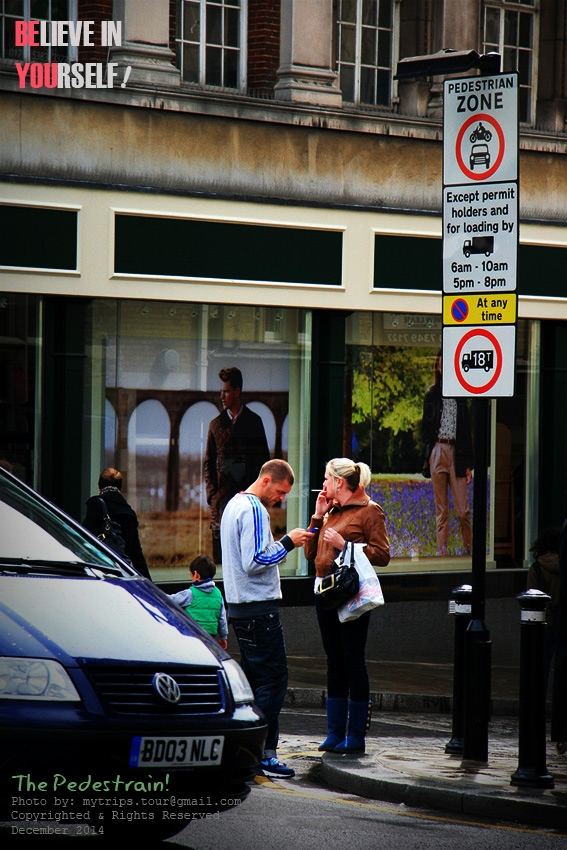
xmin=315 ymin=598 xmax=371 ymax=702
xmin=231 ymin=611 xmax=288 ymax=753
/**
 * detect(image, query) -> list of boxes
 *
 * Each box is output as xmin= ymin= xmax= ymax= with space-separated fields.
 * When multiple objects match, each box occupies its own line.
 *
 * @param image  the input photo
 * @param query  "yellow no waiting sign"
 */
xmin=443 ymin=293 xmax=517 ymax=326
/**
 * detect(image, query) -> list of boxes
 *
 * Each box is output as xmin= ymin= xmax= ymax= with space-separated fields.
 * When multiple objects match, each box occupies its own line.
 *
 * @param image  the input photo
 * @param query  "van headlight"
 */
xmin=0 ymin=657 xmax=80 ymax=701
xmin=222 ymin=659 xmax=254 ymax=705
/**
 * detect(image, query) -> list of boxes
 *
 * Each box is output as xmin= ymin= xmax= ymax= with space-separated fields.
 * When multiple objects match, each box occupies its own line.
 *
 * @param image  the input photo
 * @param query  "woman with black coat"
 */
xmin=83 ymin=467 xmax=151 ymax=579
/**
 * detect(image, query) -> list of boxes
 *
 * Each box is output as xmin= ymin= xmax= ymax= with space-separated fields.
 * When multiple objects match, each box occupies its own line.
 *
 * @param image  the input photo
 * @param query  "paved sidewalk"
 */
xmin=320 ymin=715 xmax=567 ymax=829
xmin=281 ymin=656 xmax=567 ymax=829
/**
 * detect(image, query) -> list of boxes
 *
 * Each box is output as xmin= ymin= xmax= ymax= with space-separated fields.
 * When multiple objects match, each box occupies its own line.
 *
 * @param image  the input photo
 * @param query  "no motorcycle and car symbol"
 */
xmin=455 ymin=113 xmax=505 ymax=181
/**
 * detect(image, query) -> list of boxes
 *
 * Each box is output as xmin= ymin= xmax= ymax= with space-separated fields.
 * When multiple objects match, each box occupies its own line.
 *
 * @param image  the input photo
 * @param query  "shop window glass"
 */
xmin=87 ymin=300 xmax=311 ymax=581
xmin=127 ymin=400 xmax=170 ymax=514
xmin=0 ymin=293 xmax=39 ymax=485
xmin=345 ymin=312 xmax=532 ymax=570
xmin=104 ymin=399 xmax=117 ymax=469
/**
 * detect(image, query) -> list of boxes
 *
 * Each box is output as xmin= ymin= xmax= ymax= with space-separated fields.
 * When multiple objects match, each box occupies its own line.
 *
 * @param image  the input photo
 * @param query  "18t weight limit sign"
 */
xmin=442 ymin=325 xmax=515 ymax=397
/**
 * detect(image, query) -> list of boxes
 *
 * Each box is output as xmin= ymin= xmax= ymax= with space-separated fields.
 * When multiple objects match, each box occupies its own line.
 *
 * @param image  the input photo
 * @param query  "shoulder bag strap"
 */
xmin=348 ymin=541 xmax=355 ymax=567
xmin=96 ymin=496 xmax=112 ymax=529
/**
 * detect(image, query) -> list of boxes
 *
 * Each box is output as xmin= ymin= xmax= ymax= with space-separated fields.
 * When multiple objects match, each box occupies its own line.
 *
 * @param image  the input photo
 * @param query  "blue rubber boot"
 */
xmin=332 ymin=700 xmax=369 ymax=754
xmin=318 ymin=697 xmax=348 ymax=752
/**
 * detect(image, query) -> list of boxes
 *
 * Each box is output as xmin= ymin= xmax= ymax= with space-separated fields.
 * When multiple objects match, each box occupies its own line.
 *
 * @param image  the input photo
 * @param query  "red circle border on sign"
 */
xmin=454 ymin=328 xmax=503 ymax=394
xmin=455 ymin=113 xmax=505 ymax=181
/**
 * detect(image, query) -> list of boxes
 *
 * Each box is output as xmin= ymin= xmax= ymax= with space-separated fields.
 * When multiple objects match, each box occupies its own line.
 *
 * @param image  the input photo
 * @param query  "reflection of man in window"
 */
xmin=205 ymin=367 xmax=270 ymax=562
xmin=421 ymin=352 xmax=473 ymax=557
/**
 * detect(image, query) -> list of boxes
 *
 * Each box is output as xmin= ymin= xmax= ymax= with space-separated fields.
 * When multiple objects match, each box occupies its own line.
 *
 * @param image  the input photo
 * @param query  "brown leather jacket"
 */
xmin=304 ymin=496 xmax=390 ymax=578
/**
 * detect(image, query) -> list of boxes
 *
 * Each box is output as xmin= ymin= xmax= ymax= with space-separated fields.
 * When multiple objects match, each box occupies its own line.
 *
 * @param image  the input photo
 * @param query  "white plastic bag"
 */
xmin=337 ymin=543 xmax=384 ymax=622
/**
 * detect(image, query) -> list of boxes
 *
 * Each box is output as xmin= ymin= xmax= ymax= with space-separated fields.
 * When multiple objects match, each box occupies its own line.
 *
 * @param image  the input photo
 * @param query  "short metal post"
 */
xmin=445 ymin=584 xmax=472 ymax=754
xmin=511 ymin=590 xmax=554 ymax=788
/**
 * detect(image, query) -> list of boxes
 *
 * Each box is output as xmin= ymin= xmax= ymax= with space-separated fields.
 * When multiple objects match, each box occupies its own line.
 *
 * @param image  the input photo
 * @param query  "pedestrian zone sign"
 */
xmin=443 ymin=74 xmax=518 ymax=186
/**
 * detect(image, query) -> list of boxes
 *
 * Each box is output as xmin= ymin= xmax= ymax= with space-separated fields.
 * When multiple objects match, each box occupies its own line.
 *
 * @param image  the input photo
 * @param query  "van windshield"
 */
xmin=0 ymin=470 xmax=132 ymax=574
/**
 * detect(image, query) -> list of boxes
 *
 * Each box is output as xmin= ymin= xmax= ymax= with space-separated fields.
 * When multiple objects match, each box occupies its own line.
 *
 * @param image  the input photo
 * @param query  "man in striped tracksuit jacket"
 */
xmin=221 ymin=459 xmax=311 ymax=779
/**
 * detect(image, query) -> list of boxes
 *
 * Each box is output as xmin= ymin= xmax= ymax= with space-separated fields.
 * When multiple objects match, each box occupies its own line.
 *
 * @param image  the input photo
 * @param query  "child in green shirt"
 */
xmin=169 ymin=554 xmax=228 ymax=649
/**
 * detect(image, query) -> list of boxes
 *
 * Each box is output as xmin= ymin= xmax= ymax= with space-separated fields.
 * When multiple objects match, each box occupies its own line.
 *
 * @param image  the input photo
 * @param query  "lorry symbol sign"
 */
xmin=461 ymin=349 xmax=494 ymax=372
xmin=463 ymin=236 xmax=494 ymax=257
xmin=451 ymin=327 xmax=504 ymax=395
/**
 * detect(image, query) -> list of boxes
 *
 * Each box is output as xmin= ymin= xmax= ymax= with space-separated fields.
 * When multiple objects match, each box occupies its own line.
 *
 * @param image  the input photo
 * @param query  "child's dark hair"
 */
xmin=190 ymin=554 xmax=216 ymax=580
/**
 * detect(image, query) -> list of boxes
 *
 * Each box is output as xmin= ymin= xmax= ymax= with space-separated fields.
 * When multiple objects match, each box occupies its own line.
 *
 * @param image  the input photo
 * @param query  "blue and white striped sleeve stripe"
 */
xmin=246 ymin=494 xmax=290 ymax=566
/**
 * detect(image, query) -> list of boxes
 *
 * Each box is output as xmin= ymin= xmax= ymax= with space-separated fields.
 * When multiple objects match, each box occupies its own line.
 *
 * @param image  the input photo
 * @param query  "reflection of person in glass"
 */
xmin=421 ymin=352 xmax=473 ymax=557
xmin=205 ymin=367 xmax=270 ymax=563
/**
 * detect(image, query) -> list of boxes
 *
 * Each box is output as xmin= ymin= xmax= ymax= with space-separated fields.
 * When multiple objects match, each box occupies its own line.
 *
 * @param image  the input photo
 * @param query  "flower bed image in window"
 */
xmin=371 ymin=476 xmax=477 ymax=560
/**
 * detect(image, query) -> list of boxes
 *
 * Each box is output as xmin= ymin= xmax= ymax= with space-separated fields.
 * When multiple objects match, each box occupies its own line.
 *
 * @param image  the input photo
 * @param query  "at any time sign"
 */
xmin=443 ymin=73 xmax=518 ymax=186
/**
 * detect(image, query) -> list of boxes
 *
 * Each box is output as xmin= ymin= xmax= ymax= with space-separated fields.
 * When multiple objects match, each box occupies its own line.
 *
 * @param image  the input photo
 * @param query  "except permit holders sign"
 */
xmin=443 ymin=73 xmax=518 ymax=186
xmin=443 ymin=182 xmax=517 ymax=294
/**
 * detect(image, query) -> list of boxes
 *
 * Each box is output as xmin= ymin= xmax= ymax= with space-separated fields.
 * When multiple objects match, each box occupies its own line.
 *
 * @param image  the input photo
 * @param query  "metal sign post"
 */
xmin=442 ymin=65 xmax=518 ymax=763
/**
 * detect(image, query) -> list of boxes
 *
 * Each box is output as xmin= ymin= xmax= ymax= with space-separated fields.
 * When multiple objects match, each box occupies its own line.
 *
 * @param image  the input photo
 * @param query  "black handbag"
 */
xmin=315 ymin=541 xmax=359 ymax=610
xmin=96 ymin=497 xmax=128 ymax=559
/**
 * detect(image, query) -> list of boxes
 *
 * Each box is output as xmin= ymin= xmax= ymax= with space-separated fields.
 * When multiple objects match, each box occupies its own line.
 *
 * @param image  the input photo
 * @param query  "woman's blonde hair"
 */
xmin=325 ymin=458 xmax=371 ymax=491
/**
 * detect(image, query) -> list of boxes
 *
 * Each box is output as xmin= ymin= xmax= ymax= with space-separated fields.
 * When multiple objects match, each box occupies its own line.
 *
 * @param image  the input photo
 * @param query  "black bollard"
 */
xmin=511 ymin=589 xmax=554 ymax=788
xmin=445 ymin=584 xmax=472 ymax=754
xmin=462 ymin=617 xmax=492 ymax=762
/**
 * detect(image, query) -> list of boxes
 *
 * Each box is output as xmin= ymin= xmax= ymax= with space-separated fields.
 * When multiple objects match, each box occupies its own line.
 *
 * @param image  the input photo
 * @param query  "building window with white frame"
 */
xmin=336 ymin=0 xmax=397 ymax=107
xmin=177 ymin=0 xmax=247 ymax=91
xmin=482 ymin=0 xmax=538 ymax=124
xmin=0 ymin=0 xmax=77 ymax=63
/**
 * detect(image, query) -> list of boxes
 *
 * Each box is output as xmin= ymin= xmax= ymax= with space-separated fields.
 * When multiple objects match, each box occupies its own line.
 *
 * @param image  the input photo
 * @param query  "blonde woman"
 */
xmin=305 ymin=458 xmax=390 ymax=754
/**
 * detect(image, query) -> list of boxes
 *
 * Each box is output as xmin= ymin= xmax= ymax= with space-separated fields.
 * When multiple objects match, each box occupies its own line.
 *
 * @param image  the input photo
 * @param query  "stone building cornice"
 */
xmin=1 ymin=71 xmax=566 ymax=156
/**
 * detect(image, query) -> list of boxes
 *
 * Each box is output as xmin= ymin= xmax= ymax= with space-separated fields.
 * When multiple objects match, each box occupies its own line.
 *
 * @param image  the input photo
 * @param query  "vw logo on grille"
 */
xmin=152 ymin=672 xmax=181 ymax=704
